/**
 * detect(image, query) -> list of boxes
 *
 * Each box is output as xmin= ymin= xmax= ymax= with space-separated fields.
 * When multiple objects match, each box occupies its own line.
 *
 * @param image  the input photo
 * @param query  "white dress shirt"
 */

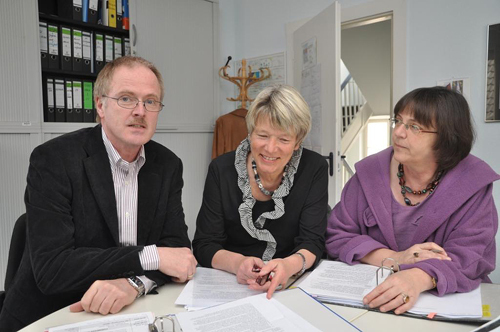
xmin=102 ymin=129 xmax=160 ymax=293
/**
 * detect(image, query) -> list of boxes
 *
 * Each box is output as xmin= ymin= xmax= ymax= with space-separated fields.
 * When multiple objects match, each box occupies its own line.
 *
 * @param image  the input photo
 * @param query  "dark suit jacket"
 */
xmin=0 ymin=125 xmax=191 ymax=330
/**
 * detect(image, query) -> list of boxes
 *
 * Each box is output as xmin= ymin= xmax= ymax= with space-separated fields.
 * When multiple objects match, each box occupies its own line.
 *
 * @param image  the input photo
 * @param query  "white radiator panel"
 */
xmin=0 ymin=134 xmax=32 ymax=290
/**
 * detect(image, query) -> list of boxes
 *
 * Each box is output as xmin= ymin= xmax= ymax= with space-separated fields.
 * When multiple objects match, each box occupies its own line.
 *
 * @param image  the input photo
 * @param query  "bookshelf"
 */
xmin=38 ymin=1 xmax=130 ymax=123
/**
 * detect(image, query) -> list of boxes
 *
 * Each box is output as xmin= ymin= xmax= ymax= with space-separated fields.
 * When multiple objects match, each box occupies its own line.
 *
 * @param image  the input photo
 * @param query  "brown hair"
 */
xmin=94 ymin=56 xmax=164 ymax=122
xmin=394 ymin=86 xmax=475 ymax=170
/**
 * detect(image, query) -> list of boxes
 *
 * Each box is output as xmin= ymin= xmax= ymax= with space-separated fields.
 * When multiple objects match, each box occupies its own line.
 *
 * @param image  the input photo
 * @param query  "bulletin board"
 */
xmin=233 ymin=52 xmax=286 ymax=109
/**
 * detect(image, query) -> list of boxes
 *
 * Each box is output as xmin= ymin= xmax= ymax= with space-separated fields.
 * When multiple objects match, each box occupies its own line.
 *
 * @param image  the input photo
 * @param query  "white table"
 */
xmin=21 ymin=281 xmax=493 ymax=332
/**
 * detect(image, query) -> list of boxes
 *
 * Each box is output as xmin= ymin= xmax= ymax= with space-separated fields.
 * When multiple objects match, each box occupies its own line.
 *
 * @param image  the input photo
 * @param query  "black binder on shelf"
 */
xmin=104 ymin=35 xmax=114 ymax=63
xmin=43 ymin=77 xmax=56 ymax=122
xmin=72 ymin=28 xmax=83 ymax=72
xmin=39 ymin=21 xmax=49 ymax=69
xmin=60 ymin=25 xmax=73 ymax=71
xmin=101 ymin=0 xmax=109 ymax=26
xmin=82 ymin=30 xmax=92 ymax=73
xmin=58 ymin=0 xmax=83 ymax=21
xmin=73 ymin=80 xmax=84 ymax=122
xmin=65 ymin=79 xmax=74 ymax=122
xmin=88 ymin=0 xmax=99 ymax=24
xmin=113 ymin=36 xmax=122 ymax=59
xmin=94 ymin=32 xmax=105 ymax=73
xmin=38 ymin=0 xmax=57 ymax=15
xmin=123 ymin=37 xmax=130 ymax=56
xmin=54 ymin=78 xmax=66 ymax=122
xmin=116 ymin=0 xmax=123 ymax=29
xmin=83 ymin=81 xmax=95 ymax=122
xmin=48 ymin=24 xmax=59 ymax=69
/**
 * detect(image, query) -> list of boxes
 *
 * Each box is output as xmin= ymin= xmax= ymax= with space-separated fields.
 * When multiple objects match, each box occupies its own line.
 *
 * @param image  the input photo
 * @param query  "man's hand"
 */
xmin=69 ymin=279 xmax=137 ymax=315
xmin=157 ymin=247 xmax=197 ymax=283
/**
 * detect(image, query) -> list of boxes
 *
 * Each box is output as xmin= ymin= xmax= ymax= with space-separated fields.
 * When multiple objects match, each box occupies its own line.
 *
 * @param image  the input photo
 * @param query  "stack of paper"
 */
xmin=298 ymin=260 xmax=483 ymax=319
xmin=176 ymin=288 xmax=360 ymax=332
xmin=47 ymin=312 xmax=154 ymax=332
xmin=175 ymin=267 xmax=261 ymax=310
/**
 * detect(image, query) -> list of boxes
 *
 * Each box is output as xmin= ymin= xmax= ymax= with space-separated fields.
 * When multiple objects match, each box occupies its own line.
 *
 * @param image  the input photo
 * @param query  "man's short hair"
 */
xmin=94 ymin=56 xmax=164 ymax=123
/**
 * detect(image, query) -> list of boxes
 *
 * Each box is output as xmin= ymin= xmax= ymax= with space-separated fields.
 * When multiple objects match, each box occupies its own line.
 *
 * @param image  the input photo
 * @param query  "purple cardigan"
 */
xmin=326 ymin=147 xmax=500 ymax=295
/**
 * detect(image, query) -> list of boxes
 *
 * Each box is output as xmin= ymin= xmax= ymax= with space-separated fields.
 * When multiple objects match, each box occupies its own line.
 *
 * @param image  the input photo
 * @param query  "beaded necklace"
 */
xmin=251 ymin=159 xmax=286 ymax=196
xmin=397 ymin=163 xmax=443 ymax=206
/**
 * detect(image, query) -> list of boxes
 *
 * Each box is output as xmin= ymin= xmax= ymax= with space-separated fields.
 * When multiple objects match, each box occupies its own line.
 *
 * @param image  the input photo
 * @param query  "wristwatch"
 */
xmin=127 ymin=276 xmax=146 ymax=298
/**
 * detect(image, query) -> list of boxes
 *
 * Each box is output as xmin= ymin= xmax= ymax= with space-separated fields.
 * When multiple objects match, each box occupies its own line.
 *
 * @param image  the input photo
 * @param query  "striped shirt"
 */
xmin=102 ymin=129 xmax=160 ymax=293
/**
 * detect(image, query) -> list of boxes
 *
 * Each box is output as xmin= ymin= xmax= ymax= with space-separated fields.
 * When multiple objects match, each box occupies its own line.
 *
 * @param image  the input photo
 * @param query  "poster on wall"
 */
xmin=233 ymin=52 xmax=286 ymax=109
xmin=301 ymin=64 xmax=322 ymax=151
xmin=436 ymin=77 xmax=471 ymax=102
xmin=301 ymin=37 xmax=317 ymax=70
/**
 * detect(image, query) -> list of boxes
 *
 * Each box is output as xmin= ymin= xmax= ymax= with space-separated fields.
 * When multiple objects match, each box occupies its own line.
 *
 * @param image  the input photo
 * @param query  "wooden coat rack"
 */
xmin=219 ymin=58 xmax=271 ymax=109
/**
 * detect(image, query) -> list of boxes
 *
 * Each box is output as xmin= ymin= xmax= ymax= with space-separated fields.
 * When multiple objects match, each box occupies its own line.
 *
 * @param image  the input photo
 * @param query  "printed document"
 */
xmin=176 ymin=291 xmax=320 ymax=332
xmin=175 ymin=267 xmax=261 ymax=309
xmin=299 ymin=260 xmax=482 ymax=318
xmin=47 ymin=312 xmax=154 ymax=332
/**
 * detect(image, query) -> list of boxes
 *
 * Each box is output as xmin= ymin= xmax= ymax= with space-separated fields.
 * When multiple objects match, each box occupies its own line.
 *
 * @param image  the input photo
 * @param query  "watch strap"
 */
xmin=127 ymin=276 xmax=145 ymax=298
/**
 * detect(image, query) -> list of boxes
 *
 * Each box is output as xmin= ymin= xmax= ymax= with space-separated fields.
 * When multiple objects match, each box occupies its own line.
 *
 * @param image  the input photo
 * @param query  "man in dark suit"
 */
xmin=0 ymin=56 xmax=197 ymax=330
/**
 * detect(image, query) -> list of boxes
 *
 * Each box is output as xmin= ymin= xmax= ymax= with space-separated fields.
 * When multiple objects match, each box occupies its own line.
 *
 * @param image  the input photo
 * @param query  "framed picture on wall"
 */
xmin=486 ymin=23 xmax=500 ymax=122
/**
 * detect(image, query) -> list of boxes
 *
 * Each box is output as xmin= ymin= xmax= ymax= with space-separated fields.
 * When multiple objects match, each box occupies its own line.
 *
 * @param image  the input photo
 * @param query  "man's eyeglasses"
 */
xmin=103 ymin=95 xmax=164 ymax=112
xmin=389 ymin=118 xmax=438 ymax=135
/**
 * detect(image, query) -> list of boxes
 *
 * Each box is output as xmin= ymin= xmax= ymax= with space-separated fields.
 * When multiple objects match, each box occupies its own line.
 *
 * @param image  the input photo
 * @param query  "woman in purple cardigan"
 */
xmin=326 ymin=86 xmax=499 ymax=314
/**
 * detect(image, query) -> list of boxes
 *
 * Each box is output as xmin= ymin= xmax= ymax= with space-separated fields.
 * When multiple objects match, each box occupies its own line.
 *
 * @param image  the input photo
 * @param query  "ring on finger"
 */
xmin=413 ymin=252 xmax=419 ymax=258
xmin=401 ymin=293 xmax=410 ymax=304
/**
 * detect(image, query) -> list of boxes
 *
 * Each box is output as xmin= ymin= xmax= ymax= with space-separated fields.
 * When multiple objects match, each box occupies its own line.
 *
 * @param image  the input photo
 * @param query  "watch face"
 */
xmin=129 ymin=277 xmax=145 ymax=297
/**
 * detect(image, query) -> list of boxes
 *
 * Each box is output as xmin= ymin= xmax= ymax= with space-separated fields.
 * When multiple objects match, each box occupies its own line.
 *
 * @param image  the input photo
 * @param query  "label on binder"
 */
xmin=114 ymin=37 xmax=122 ymax=59
xmin=39 ymin=22 xmax=48 ymax=53
xmin=105 ymin=36 xmax=114 ymax=62
xmin=47 ymin=80 xmax=54 ymax=108
xmin=55 ymin=81 xmax=65 ymax=109
xmin=82 ymin=33 xmax=91 ymax=60
xmin=124 ymin=38 xmax=130 ymax=56
xmin=89 ymin=0 xmax=98 ymax=10
xmin=73 ymin=30 xmax=83 ymax=59
xmin=95 ymin=34 xmax=104 ymax=62
xmin=48 ymin=25 xmax=58 ymax=56
xmin=73 ymin=81 xmax=83 ymax=109
xmin=61 ymin=28 xmax=71 ymax=57
xmin=66 ymin=82 xmax=73 ymax=110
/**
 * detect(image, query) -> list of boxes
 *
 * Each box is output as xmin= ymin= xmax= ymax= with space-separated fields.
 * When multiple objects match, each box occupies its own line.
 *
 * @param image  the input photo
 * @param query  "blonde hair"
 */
xmin=94 ymin=56 xmax=164 ymax=123
xmin=246 ymin=84 xmax=311 ymax=144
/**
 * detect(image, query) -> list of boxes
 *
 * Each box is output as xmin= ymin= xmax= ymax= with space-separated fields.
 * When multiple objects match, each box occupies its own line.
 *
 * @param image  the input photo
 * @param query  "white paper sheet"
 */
xmin=176 ymin=293 xmax=322 ymax=332
xmin=47 ymin=312 xmax=154 ymax=332
xmin=175 ymin=267 xmax=261 ymax=309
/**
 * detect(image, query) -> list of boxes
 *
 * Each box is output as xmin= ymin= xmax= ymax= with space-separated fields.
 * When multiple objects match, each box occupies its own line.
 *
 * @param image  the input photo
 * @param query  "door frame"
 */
xmin=286 ymin=0 xmax=407 ymax=205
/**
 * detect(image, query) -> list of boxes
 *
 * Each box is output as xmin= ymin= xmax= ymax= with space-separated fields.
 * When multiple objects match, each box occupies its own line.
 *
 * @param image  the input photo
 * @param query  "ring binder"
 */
xmin=149 ymin=314 xmax=177 ymax=332
xmin=376 ymin=257 xmax=399 ymax=286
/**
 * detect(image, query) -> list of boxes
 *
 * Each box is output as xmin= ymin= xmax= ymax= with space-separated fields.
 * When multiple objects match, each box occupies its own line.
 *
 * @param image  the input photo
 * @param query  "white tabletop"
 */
xmin=20 ymin=280 xmax=491 ymax=332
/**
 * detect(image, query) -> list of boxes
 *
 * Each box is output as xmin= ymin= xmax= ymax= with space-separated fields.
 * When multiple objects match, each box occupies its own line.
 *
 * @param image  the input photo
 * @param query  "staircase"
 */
xmin=339 ymin=70 xmax=373 ymax=186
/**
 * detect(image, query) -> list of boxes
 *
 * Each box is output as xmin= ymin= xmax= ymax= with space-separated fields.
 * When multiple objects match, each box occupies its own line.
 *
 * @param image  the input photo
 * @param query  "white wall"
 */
xmin=407 ymin=0 xmax=500 ymax=283
xmin=342 ymin=20 xmax=391 ymax=116
xmin=218 ymin=0 xmax=372 ymax=116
